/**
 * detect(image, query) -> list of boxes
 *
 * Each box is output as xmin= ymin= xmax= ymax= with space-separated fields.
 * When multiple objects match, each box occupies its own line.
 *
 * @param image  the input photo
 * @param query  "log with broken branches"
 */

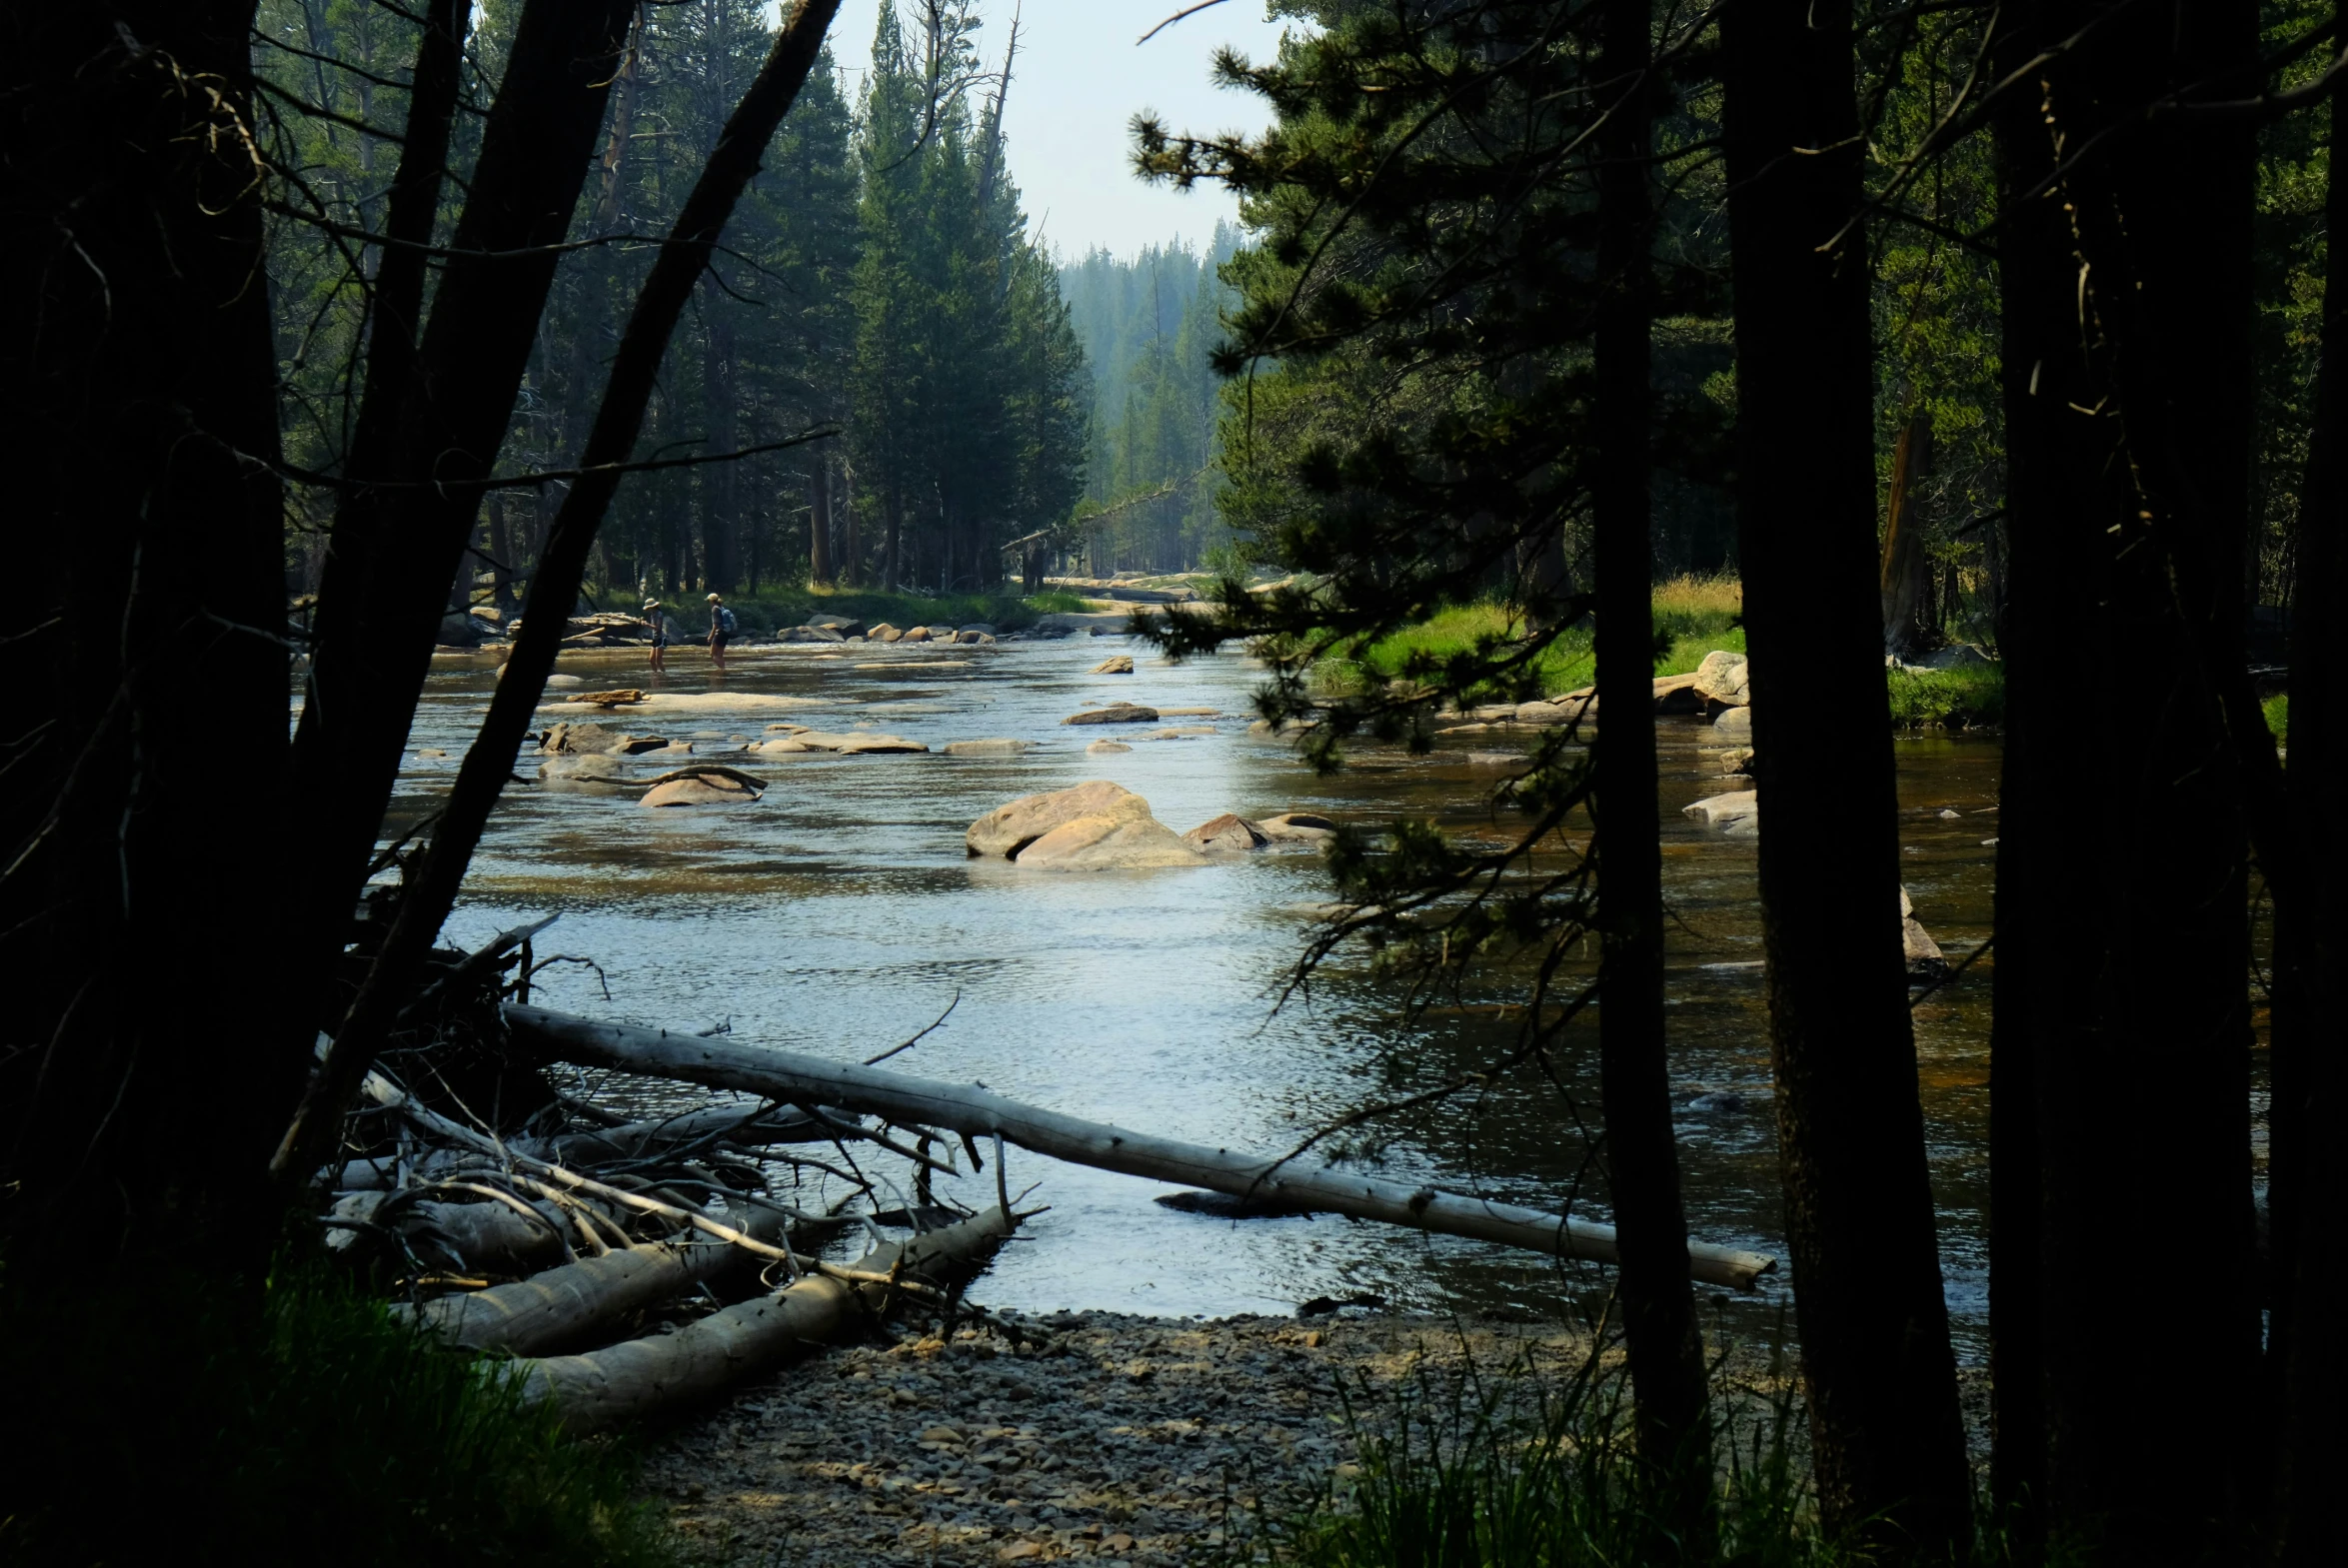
xmin=506 ymin=1005 xmax=1778 ymax=1290
xmin=516 ymin=1204 xmax=1017 ymax=1431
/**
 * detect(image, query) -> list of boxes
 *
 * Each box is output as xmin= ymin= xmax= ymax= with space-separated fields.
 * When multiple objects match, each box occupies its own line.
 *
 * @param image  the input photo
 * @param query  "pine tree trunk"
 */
xmin=700 ymin=310 xmax=739 ymax=593
xmin=1988 ymin=2 xmax=2264 ymax=1556
xmin=1592 ymin=0 xmax=1711 ymax=1539
xmin=811 ymin=458 xmax=835 ymax=585
xmin=1719 ymin=0 xmax=1972 ymax=1550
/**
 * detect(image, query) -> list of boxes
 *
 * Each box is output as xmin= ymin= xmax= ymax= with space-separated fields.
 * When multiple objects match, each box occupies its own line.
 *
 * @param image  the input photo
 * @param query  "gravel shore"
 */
xmin=644 ymin=1308 xmax=1602 ymax=1567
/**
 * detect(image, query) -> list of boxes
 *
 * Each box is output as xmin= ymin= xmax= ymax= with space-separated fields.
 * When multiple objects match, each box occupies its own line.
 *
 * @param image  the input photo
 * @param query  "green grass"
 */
xmin=0 ymin=1251 xmax=677 ymax=1567
xmin=2264 ymin=691 xmax=2289 ymax=743
xmin=1319 ymin=579 xmax=2004 ymax=729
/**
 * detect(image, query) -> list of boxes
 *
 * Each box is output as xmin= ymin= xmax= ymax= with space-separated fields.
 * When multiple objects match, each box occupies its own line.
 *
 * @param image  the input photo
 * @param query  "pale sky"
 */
xmin=812 ymin=0 xmax=1295 ymax=262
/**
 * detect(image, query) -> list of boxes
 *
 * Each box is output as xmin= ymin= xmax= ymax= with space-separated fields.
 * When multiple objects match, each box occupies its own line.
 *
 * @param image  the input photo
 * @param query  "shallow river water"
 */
xmin=393 ymin=636 xmax=2003 ymax=1359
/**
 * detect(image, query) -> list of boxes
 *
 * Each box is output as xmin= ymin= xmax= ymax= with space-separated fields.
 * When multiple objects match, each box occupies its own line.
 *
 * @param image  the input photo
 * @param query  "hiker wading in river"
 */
xmin=706 ymin=592 xmax=737 ymax=672
xmin=643 ymin=598 xmax=672 ymax=673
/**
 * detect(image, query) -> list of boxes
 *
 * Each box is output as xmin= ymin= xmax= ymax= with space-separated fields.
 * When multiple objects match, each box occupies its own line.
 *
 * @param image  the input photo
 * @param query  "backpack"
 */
xmin=717 ymin=606 xmax=738 ymax=635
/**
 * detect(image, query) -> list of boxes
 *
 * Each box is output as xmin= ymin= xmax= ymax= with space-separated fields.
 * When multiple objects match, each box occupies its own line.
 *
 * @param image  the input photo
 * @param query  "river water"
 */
xmin=393 ymin=637 xmax=2004 ymax=1359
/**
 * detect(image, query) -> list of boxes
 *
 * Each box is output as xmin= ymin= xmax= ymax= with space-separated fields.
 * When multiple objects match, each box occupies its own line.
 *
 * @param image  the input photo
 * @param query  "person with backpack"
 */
xmin=706 ymin=592 xmax=738 ymax=672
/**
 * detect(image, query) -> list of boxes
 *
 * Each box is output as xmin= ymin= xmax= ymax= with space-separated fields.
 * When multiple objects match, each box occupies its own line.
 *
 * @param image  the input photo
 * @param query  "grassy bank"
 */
xmin=0 ymin=1253 xmax=674 ymax=1567
xmin=1323 ymin=579 xmax=2003 ymax=729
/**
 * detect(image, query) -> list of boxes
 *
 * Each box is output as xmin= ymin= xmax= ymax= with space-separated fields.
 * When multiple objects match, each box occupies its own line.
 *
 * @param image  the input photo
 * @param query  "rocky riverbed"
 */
xmin=646 ymin=1308 xmax=1602 ymax=1566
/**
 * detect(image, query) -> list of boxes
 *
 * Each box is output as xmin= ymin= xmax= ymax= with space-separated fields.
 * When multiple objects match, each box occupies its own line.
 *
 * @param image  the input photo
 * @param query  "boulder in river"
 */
xmin=966 ymin=780 xmax=1146 ymax=858
xmin=1183 ymin=813 xmax=1271 ymax=853
xmin=781 ymin=625 xmax=846 ymax=643
xmin=537 ymin=752 xmax=627 ymax=783
xmin=1254 ymin=811 xmax=1337 ymax=842
xmin=867 ymin=623 xmax=903 ymax=643
xmin=1709 ymin=705 xmax=1753 ymax=742
xmin=1901 ymin=885 xmax=1949 ymax=979
xmin=639 ymin=765 xmax=766 ymax=807
xmin=791 ymin=730 xmax=929 ymax=755
xmin=1086 ymin=740 xmax=1132 ymax=755
xmin=903 ymin=626 xmax=932 ymax=642
xmin=1691 ymin=650 xmax=1751 ymax=708
xmin=757 ymin=737 xmax=817 ymax=754
xmin=808 ymin=614 xmax=866 ymax=638
xmin=542 ymin=721 xmax=622 ymax=754
xmin=942 ymin=739 xmax=1033 ymax=758
xmin=1063 ymin=702 xmax=1160 ymax=726
xmin=1014 ymin=808 xmax=1206 ymax=870
xmin=438 ymin=612 xmax=483 ymax=647
xmin=1091 ymin=655 xmax=1136 ymax=675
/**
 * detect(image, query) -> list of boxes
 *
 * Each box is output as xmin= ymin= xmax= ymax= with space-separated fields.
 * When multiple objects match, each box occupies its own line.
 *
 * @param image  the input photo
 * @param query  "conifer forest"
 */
xmin=3 ymin=2 xmax=2343 ymax=1567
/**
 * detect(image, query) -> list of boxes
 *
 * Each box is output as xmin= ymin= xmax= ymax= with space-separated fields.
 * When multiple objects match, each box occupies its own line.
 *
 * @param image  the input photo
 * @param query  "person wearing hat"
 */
xmin=706 ymin=591 xmax=738 ymax=672
xmin=641 ymin=597 xmax=673 ymax=673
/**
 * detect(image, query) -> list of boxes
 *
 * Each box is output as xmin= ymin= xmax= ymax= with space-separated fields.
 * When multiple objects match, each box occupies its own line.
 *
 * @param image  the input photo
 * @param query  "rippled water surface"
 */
xmin=394 ymin=638 xmax=2002 ymax=1356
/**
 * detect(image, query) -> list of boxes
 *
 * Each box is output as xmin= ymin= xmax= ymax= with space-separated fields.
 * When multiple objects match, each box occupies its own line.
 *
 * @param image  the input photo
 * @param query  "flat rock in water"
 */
xmin=967 ymin=780 xmax=1142 ymax=858
xmin=790 ymin=730 xmax=929 ymax=755
xmin=536 ymin=752 xmax=626 ymax=782
xmin=1254 ymin=811 xmax=1336 ymax=842
xmin=542 ymin=721 xmax=624 ymax=754
xmin=757 ymin=738 xmax=817 ymax=754
xmin=641 ymin=777 xmax=757 ymax=807
xmin=1014 ymin=811 xmax=1206 ymax=871
xmin=1183 ymin=812 xmax=1270 ymax=853
xmin=1466 ymin=752 xmax=1519 ymax=768
xmin=1653 ymin=672 xmax=1706 ymax=714
xmin=1143 ymin=727 xmax=1213 ymax=741
xmin=1684 ymin=789 xmax=1759 ymax=835
xmin=1091 ymin=655 xmax=1136 ymax=675
xmin=1063 ymin=703 xmax=1160 ymax=726
xmin=942 ymin=739 xmax=1033 ymax=758
xmin=1157 ymin=706 xmax=1219 ymax=718
xmin=1709 ymin=706 xmax=1753 ymax=742
xmin=1086 ymin=740 xmax=1132 ymax=754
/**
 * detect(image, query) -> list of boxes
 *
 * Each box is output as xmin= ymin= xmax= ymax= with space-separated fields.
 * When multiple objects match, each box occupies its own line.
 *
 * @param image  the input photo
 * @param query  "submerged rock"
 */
xmin=1684 ymin=789 xmax=1759 ymax=836
xmin=1255 ymin=811 xmax=1337 ymax=842
xmin=790 ymin=730 xmax=929 ymax=755
xmin=1014 ymin=810 xmax=1204 ymax=870
xmin=1086 ymin=740 xmax=1132 ymax=755
xmin=536 ymin=752 xmax=627 ymax=783
xmin=942 ymin=738 xmax=1033 ymax=758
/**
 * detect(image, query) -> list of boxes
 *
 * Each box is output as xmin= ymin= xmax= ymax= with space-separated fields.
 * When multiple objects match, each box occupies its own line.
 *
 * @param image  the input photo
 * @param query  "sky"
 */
xmin=811 ymin=1 xmax=1295 ymax=263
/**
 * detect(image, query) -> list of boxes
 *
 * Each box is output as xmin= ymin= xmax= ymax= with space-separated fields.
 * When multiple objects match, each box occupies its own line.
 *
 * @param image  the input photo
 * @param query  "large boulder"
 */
xmin=536 ymin=753 xmax=627 ymax=783
xmin=1014 ymin=810 xmax=1206 ymax=871
xmin=808 ymin=614 xmax=867 ymax=638
xmin=1063 ymin=703 xmax=1160 ymax=726
xmin=942 ymin=738 xmax=1033 ymax=758
xmin=1709 ymin=706 xmax=1753 ymax=742
xmin=642 ymin=776 xmax=754 ymax=807
xmin=542 ymin=721 xmax=623 ymax=754
xmin=967 ymin=780 xmax=1144 ymax=858
xmin=1092 ymin=655 xmax=1136 ymax=675
xmin=868 ymin=623 xmax=904 ymax=643
xmin=903 ymin=626 xmax=933 ymax=642
xmin=1690 ymin=651 xmax=1750 ymax=707
xmin=1184 ymin=813 xmax=1270 ymax=853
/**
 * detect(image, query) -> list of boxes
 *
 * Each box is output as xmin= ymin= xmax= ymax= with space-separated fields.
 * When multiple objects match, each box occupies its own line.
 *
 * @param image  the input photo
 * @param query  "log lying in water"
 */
xmin=507 ymin=1005 xmax=1777 ymax=1291
xmin=518 ymin=1204 xmax=1015 ymax=1431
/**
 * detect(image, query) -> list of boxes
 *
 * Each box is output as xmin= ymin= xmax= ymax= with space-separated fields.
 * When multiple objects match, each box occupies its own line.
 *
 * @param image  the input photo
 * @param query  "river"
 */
xmin=392 ymin=635 xmax=2004 ymax=1360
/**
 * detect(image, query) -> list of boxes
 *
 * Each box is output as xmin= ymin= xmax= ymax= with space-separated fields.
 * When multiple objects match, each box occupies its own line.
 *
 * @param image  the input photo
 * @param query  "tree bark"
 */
xmin=1987 ymin=2 xmax=2264 ymax=1557
xmin=3 ymin=1 xmax=294 ymax=1260
xmin=506 ymin=1005 xmax=1779 ymax=1288
xmin=272 ymin=0 xmax=850 ymax=1186
xmin=811 ymin=456 xmax=836 ymax=584
xmin=1719 ymin=0 xmax=1972 ymax=1550
xmin=1592 ymin=0 xmax=1711 ymax=1538
xmin=700 ymin=309 xmax=740 ymax=592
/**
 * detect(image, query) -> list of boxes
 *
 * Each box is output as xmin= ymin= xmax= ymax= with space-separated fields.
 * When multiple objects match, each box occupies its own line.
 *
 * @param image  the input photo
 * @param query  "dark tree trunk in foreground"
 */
xmin=281 ymin=0 xmax=637 ymax=1101
xmin=275 ymin=0 xmax=849 ymax=1186
xmin=2270 ymin=123 xmax=2348 ymax=1559
xmin=1989 ymin=2 xmax=2263 ymax=1559
xmin=1591 ymin=0 xmax=1710 ymax=1543
xmin=2 ymin=2 xmax=293 ymax=1258
xmin=1719 ymin=0 xmax=1971 ymax=1550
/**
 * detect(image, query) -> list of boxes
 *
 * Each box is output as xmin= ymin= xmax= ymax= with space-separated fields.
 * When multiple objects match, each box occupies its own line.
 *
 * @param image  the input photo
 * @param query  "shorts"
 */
xmin=709 ymin=633 xmax=731 ymax=651
xmin=651 ymin=635 xmax=670 ymax=649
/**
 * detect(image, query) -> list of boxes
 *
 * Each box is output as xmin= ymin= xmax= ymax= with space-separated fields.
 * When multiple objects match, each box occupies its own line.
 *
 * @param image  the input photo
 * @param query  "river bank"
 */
xmin=642 ymin=1306 xmax=1995 ymax=1566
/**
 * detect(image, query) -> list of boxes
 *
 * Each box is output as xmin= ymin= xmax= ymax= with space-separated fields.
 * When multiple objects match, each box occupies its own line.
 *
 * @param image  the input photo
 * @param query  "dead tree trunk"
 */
xmin=279 ymin=0 xmax=640 ymax=1170
xmin=1592 ymin=0 xmax=1712 ymax=1533
xmin=1720 ymin=0 xmax=1972 ymax=1550
xmin=272 ymin=0 xmax=851 ymax=1186
xmin=505 ymin=1005 xmax=1777 ymax=1289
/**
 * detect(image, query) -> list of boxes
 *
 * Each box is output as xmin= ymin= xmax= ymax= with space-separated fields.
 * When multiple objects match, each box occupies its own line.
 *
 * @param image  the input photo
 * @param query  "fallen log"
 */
xmin=506 ymin=1005 xmax=1777 ymax=1290
xmin=518 ymin=1204 xmax=1015 ymax=1431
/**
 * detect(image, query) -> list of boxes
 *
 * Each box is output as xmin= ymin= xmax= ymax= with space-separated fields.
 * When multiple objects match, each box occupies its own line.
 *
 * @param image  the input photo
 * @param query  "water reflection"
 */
xmin=394 ymin=639 xmax=2002 ymax=1359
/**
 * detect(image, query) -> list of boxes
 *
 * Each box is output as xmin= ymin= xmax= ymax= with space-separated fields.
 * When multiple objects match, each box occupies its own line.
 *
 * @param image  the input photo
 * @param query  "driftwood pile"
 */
xmin=310 ymin=922 xmax=1775 ymax=1434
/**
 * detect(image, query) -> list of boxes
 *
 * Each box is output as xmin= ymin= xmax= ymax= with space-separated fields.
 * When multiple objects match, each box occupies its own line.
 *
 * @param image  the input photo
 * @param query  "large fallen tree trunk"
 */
xmin=517 ymin=1204 xmax=1015 ymax=1431
xmin=508 ymin=1005 xmax=1777 ymax=1290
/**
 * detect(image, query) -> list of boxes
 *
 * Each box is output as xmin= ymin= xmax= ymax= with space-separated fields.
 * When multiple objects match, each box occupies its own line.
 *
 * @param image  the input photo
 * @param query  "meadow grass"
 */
xmin=0 ymin=1251 xmax=677 ymax=1567
xmin=2264 ymin=691 xmax=2288 ymax=743
xmin=1324 ymin=579 xmax=2002 ymax=728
